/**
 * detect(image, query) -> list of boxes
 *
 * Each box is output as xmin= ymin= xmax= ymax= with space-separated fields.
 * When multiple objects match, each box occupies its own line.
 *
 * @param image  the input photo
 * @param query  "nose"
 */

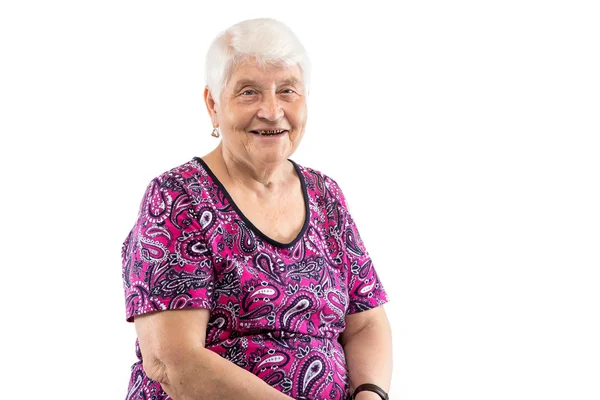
xmin=256 ymin=92 xmax=284 ymax=121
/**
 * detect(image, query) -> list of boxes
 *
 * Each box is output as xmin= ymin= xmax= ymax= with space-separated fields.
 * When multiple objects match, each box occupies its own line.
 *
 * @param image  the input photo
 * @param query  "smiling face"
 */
xmin=205 ymin=58 xmax=308 ymax=170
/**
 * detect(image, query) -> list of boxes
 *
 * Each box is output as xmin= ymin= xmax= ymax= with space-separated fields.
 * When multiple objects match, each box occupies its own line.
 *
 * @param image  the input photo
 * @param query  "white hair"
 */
xmin=205 ymin=18 xmax=311 ymax=102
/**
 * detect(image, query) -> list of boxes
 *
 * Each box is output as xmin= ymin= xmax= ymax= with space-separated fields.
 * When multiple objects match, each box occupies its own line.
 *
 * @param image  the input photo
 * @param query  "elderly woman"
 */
xmin=122 ymin=18 xmax=392 ymax=400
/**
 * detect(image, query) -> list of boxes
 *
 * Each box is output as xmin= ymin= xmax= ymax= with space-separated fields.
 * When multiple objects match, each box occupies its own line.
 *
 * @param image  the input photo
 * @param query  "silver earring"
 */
xmin=211 ymin=127 xmax=220 ymax=138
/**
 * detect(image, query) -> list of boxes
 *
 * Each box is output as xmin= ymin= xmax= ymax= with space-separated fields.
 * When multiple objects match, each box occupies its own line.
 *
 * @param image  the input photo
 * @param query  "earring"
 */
xmin=211 ymin=127 xmax=220 ymax=138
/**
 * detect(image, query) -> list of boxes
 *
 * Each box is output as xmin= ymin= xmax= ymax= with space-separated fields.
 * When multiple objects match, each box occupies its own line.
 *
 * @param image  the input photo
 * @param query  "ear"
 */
xmin=204 ymin=86 xmax=219 ymax=127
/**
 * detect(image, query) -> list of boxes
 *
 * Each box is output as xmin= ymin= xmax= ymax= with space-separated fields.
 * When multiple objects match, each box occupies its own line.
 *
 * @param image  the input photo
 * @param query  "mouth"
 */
xmin=249 ymin=129 xmax=289 ymax=136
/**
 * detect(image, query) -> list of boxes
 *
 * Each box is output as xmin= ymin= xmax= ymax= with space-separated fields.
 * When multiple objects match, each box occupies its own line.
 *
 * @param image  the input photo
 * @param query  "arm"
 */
xmin=135 ymin=308 xmax=292 ymax=400
xmin=339 ymin=305 xmax=393 ymax=399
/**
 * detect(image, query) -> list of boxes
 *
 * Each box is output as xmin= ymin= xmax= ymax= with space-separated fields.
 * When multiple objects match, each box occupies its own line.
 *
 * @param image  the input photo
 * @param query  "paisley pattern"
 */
xmin=121 ymin=157 xmax=389 ymax=400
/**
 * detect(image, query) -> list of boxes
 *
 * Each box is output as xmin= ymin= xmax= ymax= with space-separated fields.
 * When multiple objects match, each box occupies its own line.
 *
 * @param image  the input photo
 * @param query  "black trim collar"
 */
xmin=193 ymin=157 xmax=310 ymax=248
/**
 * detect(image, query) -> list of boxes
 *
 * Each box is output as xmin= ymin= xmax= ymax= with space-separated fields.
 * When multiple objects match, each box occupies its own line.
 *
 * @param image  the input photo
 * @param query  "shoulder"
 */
xmin=141 ymin=158 xmax=203 ymax=196
xmin=135 ymin=158 xmax=206 ymax=222
xmin=154 ymin=158 xmax=201 ymax=183
xmin=293 ymin=160 xmax=347 ymax=204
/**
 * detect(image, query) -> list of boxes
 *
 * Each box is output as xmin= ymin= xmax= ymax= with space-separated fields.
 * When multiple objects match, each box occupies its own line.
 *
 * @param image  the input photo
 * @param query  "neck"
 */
xmin=207 ymin=144 xmax=292 ymax=193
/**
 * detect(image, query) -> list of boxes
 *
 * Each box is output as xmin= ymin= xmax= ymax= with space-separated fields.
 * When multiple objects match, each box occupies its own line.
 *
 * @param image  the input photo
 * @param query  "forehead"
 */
xmin=227 ymin=60 xmax=303 ymax=88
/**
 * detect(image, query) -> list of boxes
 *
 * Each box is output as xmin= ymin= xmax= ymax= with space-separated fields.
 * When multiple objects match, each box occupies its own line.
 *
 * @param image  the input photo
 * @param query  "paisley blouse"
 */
xmin=121 ymin=157 xmax=389 ymax=400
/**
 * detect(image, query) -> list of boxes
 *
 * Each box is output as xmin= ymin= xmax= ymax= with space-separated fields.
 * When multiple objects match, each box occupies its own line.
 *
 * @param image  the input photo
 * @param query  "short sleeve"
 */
xmin=121 ymin=173 xmax=215 ymax=322
xmin=330 ymin=179 xmax=390 ymax=315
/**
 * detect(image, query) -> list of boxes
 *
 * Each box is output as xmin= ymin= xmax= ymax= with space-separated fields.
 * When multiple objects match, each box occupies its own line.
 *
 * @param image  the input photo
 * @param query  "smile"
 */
xmin=250 ymin=129 xmax=288 ymax=136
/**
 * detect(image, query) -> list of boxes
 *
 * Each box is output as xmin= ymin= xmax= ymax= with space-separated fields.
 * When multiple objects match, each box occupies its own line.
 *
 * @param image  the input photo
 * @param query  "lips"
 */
xmin=249 ymin=129 xmax=289 ymax=136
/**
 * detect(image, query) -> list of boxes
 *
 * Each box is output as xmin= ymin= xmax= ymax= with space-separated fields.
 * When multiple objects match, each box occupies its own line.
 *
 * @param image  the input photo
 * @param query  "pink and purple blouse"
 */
xmin=121 ymin=157 xmax=389 ymax=400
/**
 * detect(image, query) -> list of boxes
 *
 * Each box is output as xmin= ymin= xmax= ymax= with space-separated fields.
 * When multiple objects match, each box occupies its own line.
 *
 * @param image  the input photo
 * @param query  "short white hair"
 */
xmin=205 ymin=18 xmax=311 ymax=102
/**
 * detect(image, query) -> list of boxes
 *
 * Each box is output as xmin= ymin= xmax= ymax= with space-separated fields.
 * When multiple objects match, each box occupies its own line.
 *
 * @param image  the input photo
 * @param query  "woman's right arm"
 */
xmin=135 ymin=308 xmax=292 ymax=400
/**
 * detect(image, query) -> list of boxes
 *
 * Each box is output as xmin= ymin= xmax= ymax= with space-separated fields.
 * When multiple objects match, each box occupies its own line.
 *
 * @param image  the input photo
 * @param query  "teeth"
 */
xmin=256 ymin=129 xmax=285 ymax=135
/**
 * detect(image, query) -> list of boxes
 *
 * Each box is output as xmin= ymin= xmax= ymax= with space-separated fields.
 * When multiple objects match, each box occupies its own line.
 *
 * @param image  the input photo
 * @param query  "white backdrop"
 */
xmin=1 ymin=1 xmax=599 ymax=399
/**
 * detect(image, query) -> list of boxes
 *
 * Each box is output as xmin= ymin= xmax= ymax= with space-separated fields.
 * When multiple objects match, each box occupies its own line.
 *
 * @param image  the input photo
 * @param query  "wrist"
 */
xmin=354 ymin=391 xmax=383 ymax=400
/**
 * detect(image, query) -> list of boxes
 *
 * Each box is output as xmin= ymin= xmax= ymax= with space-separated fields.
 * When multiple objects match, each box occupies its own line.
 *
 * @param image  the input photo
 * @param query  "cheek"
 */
xmin=289 ymin=104 xmax=308 ymax=129
xmin=223 ymin=106 xmax=254 ymax=130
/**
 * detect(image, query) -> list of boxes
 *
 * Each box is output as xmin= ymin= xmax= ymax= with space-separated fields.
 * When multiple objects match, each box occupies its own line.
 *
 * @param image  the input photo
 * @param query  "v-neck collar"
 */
xmin=193 ymin=156 xmax=310 ymax=248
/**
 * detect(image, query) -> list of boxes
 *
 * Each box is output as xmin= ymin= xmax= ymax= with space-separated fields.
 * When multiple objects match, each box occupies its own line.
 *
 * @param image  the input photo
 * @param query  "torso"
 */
xmin=122 ymin=156 xmax=389 ymax=400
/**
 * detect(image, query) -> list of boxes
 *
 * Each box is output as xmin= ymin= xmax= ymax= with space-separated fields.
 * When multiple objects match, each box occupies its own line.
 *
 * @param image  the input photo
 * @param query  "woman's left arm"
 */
xmin=340 ymin=305 xmax=393 ymax=399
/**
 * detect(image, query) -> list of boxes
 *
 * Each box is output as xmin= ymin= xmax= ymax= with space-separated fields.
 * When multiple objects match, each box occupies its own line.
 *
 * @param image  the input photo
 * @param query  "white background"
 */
xmin=1 ymin=1 xmax=598 ymax=399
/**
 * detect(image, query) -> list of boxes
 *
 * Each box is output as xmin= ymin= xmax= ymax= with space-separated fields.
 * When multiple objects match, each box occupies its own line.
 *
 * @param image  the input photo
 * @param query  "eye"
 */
xmin=281 ymin=89 xmax=296 ymax=94
xmin=241 ymin=89 xmax=256 ymax=96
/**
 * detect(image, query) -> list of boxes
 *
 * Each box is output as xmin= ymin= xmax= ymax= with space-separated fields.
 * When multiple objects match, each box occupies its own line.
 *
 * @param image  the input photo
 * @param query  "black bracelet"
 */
xmin=352 ymin=383 xmax=389 ymax=400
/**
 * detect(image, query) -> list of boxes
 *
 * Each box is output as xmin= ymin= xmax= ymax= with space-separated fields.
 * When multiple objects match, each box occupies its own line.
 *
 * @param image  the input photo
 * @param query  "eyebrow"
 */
xmin=279 ymin=78 xmax=300 ymax=87
xmin=232 ymin=78 xmax=301 ymax=92
xmin=233 ymin=80 xmax=261 ymax=91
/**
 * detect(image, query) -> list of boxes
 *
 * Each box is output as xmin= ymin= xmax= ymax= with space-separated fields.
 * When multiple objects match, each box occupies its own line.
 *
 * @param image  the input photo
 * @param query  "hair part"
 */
xmin=205 ymin=18 xmax=311 ymax=103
